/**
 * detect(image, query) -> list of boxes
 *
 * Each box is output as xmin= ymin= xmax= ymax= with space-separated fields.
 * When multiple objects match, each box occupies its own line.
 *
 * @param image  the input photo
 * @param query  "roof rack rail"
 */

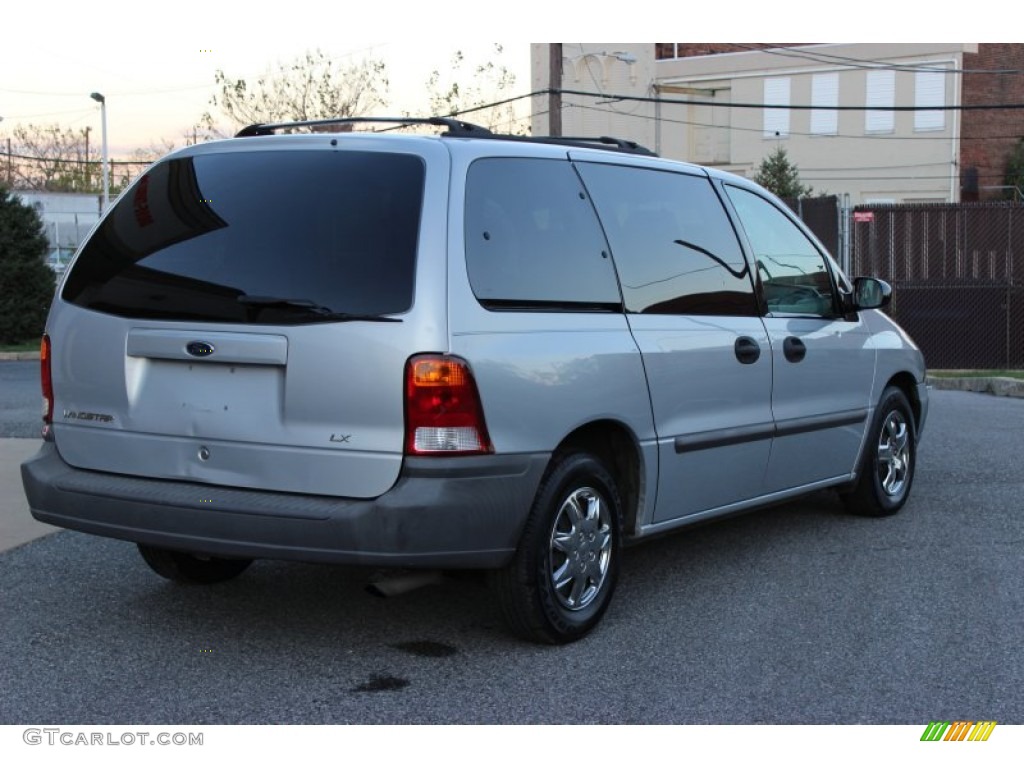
xmin=233 ymin=116 xmax=656 ymax=156
xmin=462 ymin=133 xmax=657 ymax=157
xmin=558 ymin=136 xmax=653 ymax=153
xmin=235 ymin=116 xmax=492 ymax=138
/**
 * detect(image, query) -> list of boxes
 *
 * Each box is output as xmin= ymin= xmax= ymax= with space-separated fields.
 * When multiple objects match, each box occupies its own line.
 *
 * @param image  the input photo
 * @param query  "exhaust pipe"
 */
xmin=366 ymin=570 xmax=444 ymax=598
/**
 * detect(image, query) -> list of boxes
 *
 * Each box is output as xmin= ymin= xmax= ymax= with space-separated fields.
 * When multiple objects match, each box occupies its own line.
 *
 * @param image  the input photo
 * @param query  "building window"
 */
xmin=915 ymin=69 xmax=945 ymax=131
xmin=810 ymin=72 xmax=839 ymax=135
xmin=763 ymin=77 xmax=790 ymax=138
xmin=865 ymin=70 xmax=895 ymax=133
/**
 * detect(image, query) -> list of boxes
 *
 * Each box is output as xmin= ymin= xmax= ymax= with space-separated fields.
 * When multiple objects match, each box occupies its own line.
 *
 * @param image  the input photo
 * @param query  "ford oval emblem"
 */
xmin=186 ymin=341 xmax=215 ymax=358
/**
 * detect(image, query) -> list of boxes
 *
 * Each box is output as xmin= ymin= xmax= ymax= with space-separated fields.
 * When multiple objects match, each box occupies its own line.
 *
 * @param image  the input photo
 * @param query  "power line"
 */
xmin=431 ymin=90 xmax=539 ymax=121
xmin=555 ymin=87 xmax=1024 ymax=112
xmin=564 ymin=100 xmax=1024 ymax=143
xmin=4 ymin=151 xmax=153 ymax=167
xmin=801 ymin=173 xmax=1010 ymax=182
xmin=0 ymin=87 xmax=89 ymax=97
xmin=729 ymin=44 xmax=1024 ymax=75
xmin=4 ymin=85 xmax=1019 ymax=173
xmin=1 ymin=108 xmax=97 ymax=121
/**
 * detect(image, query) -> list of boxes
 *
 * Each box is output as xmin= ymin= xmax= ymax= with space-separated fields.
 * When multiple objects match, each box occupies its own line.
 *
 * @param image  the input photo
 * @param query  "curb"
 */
xmin=0 ymin=352 xmax=40 ymax=361
xmin=927 ymin=375 xmax=1024 ymax=398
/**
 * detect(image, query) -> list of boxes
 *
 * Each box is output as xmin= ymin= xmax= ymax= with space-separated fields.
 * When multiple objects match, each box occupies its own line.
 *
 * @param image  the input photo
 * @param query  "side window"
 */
xmin=576 ymin=163 xmax=757 ymax=316
xmin=724 ymin=185 xmax=838 ymax=317
xmin=464 ymin=158 xmax=620 ymax=309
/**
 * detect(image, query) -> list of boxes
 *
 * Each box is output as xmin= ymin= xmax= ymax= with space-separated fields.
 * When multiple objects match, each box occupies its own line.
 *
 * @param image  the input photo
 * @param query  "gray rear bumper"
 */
xmin=21 ymin=441 xmax=548 ymax=568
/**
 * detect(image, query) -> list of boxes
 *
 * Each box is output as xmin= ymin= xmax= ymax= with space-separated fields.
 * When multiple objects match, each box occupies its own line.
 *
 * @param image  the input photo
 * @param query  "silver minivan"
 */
xmin=22 ymin=117 xmax=928 ymax=643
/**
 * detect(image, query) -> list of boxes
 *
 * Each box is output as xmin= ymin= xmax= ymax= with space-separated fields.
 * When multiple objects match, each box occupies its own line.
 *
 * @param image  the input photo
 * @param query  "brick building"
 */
xmin=961 ymin=43 xmax=1024 ymax=200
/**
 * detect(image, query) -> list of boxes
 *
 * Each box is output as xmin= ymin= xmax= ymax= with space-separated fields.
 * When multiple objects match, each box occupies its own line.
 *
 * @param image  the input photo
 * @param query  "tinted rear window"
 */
xmin=63 ymin=150 xmax=425 ymax=323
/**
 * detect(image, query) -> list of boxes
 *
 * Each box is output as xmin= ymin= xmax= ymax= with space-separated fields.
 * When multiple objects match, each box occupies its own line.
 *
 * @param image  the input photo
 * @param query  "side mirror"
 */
xmin=851 ymin=277 xmax=892 ymax=310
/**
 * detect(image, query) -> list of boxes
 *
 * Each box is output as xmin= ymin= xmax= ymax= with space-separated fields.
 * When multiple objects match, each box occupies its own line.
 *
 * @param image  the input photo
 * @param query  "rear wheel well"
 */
xmin=549 ymin=421 xmax=643 ymax=537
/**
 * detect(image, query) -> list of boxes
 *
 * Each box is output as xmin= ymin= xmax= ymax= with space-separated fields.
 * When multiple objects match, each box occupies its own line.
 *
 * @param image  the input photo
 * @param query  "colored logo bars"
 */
xmin=920 ymin=721 xmax=997 ymax=742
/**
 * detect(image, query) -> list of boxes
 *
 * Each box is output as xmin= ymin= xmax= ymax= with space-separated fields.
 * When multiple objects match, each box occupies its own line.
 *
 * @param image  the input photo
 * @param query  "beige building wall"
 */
xmin=532 ymin=43 xmax=976 ymax=204
xmin=530 ymin=44 xmax=659 ymax=144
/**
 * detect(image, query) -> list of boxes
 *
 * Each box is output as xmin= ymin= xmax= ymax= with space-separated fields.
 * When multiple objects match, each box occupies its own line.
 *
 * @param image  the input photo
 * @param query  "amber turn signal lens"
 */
xmin=410 ymin=359 xmax=468 ymax=387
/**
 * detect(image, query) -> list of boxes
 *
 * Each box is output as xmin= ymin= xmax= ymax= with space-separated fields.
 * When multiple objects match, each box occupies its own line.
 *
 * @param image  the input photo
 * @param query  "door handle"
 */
xmin=783 ymin=336 xmax=806 ymax=363
xmin=734 ymin=336 xmax=761 ymax=365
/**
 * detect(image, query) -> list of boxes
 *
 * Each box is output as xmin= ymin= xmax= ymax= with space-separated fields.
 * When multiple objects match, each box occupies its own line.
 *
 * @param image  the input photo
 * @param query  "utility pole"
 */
xmin=84 ymin=126 xmax=91 ymax=191
xmin=549 ymin=43 xmax=562 ymax=137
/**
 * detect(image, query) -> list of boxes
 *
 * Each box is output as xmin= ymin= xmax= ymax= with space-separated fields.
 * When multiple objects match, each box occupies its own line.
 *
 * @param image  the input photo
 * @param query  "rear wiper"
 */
xmin=236 ymin=295 xmax=402 ymax=323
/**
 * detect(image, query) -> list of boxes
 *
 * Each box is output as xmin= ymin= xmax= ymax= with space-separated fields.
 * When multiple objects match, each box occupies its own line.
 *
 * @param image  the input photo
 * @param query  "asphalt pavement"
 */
xmin=1 ymin=382 xmax=1022 ymax=724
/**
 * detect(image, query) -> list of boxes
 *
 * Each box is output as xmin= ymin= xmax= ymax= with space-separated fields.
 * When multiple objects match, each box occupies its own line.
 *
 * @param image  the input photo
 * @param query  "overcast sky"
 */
xmin=2 ymin=15 xmax=531 ymax=154
xmin=1 ymin=4 xmax=984 ymax=157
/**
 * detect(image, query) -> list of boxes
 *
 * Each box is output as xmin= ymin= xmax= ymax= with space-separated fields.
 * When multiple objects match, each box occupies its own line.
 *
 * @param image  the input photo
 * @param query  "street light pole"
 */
xmin=84 ymin=126 xmax=91 ymax=191
xmin=90 ymin=92 xmax=109 ymax=211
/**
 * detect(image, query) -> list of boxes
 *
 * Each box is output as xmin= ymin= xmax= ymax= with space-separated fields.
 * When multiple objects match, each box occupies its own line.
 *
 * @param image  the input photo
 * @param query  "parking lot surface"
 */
xmin=0 ymin=388 xmax=1021 ymax=724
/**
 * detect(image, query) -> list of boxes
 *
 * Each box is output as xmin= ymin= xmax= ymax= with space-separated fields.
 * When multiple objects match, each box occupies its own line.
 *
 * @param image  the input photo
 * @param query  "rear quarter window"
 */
xmin=464 ymin=157 xmax=621 ymax=310
xmin=62 ymin=149 xmax=425 ymax=323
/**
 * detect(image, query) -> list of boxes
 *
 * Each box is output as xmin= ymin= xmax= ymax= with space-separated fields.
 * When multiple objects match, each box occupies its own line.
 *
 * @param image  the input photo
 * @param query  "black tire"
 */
xmin=842 ymin=386 xmax=916 ymax=517
xmin=137 ymin=544 xmax=253 ymax=584
xmin=491 ymin=453 xmax=622 ymax=644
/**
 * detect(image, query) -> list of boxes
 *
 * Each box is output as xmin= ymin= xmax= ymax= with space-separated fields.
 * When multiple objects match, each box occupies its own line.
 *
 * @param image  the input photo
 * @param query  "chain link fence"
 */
xmin=848 ymin=203 xmax=1023 ymax=370
xmin=783 ymin=195 xmax=841 ymax=260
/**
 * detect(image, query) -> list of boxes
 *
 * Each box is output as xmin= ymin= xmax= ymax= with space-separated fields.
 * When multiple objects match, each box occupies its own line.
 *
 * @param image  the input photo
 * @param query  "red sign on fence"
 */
xmin=854 ymin=211 xmax=875 ymax=223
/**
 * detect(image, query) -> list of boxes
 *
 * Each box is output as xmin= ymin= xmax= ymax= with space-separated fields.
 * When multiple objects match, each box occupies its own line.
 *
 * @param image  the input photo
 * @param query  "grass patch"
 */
xmin=0 ymin=341 xmax=39 ymax=353
xmin=930 ymin=370 xmax=1024 ymax=380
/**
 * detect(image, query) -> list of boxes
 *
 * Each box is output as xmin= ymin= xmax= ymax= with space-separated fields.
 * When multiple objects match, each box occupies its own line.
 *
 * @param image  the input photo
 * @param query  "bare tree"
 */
xmin=199 ymin=49 xmax=389 ymax=137
xmin=128 ymin=139 xmax=177 ymax=164
xmin=424 ymin=45 xmax=525 ymax=134
xmin=4 ymin=126 xmax=170 ymax=195
xmin=9 ymin=124 xmax=92 ymax=192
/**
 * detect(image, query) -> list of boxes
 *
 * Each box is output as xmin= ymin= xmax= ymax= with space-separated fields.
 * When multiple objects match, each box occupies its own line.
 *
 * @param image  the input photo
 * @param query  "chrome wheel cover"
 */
xmin=548 ymin=486 xmax=613 ymax=611
xmin=877 ymin=409 xmax=910 ymax=498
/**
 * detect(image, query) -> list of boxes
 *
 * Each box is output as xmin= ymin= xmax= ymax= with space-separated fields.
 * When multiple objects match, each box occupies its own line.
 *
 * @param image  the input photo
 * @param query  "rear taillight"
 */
xmin=41 ymin=334 xmax=53 ymax=424
xmin=404 ymin=355 xmax=492 ymax=456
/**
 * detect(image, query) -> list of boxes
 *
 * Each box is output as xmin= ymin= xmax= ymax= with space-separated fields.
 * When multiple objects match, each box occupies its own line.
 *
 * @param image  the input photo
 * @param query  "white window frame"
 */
xmin=915 ymin=69 xmax=946 ymax=132
xmin=865 ymin=70 xmax=895 ymax=134
xmin=763 ymin=77 xmax=791 ymax=138
xmin=810 ymin=72 xmax=839 ymax=136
